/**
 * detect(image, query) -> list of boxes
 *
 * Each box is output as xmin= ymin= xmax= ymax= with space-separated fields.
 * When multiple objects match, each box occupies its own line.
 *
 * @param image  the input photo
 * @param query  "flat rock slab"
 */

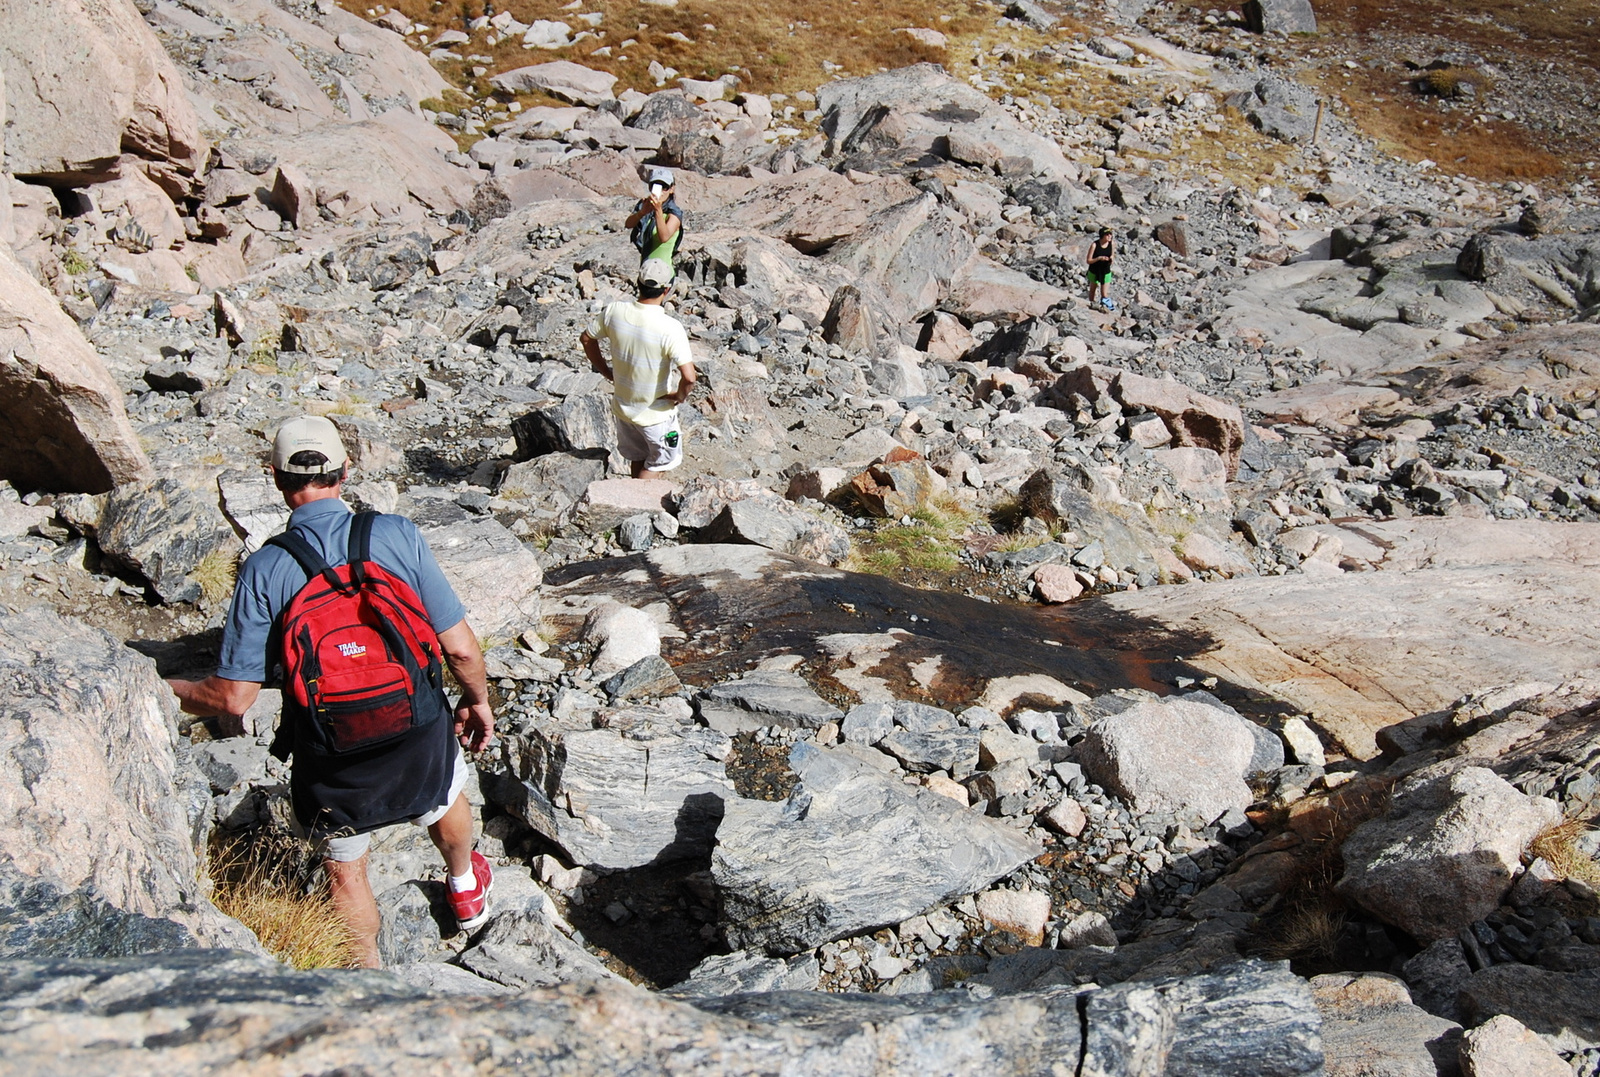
xmin=0 ymin=949 xmax=1326 ymax=1076
xmin=503 ymin=723 xmax=733 ymax=869
xmin=713 ymin=743 xmax=1042 ymax=954
xmin=1099 ymin=519 xmax=1600 ymax=758
xmin=697 ymin=669 xmax=843 ymax=733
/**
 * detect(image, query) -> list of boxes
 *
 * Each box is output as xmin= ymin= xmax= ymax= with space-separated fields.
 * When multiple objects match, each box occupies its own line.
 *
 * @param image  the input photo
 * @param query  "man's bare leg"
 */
xmin=325 ymin=854 xmax=382 ymax=968
xmin=426 ymin=791 xmax=474 ymax=879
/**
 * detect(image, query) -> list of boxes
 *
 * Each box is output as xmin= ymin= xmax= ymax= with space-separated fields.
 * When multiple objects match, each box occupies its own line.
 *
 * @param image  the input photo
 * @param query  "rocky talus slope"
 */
xmin=2 ymin=0 xmax=1600 ymax=1073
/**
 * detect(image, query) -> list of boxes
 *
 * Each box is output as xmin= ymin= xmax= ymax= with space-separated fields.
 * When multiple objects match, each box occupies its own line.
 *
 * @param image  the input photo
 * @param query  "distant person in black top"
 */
xmin=1087 ymin=226 xmax=1116 ymax=311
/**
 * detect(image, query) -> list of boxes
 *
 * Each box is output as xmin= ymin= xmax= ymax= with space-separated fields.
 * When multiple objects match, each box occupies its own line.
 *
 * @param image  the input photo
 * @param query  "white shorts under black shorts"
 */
xmin=292 ymin=747 xmax=469 ymax=863
xmin=614 ymin=410 xmax=683 ymax=472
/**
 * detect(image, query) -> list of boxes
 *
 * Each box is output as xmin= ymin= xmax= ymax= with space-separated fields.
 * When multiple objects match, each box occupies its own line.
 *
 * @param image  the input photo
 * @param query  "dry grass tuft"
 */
xmin=210 ymin=830 xmax=361 ymax=970
xmin=193 ymin=548 xmax=239 ymax=607
xmin=1260 ymin=902 xmax=1347 ymax=962
xmin=364 ymin=0 xmax=971 ymax=103
xmin=1531 ymin=817 xmax=1600 ymax=891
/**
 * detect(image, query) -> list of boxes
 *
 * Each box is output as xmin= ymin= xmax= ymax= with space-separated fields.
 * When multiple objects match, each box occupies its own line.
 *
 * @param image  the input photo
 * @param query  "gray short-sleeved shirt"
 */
xmin=216 ymin=498 xmax=467 ymax=682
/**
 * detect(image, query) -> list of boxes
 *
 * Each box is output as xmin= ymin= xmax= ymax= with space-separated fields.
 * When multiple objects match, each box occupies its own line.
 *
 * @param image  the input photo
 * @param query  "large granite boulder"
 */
xmin=1079 ymin=697 xmax=1257 ymax=824
xmin=419 ymin=516 xmax=543 ymax=639
xmin=0 ymin=607 xmax=252 ymax=949
xmin=0 ymin=250 xmax=153 ymax=493
xmin=0 ymin=950 xmax=1325 ymax=1074
xmin=500 ymin=720 xmax=733 ymax=869
xmin=89 ymin=469 xmax=241 ymax=604
xmin=1336 ymin=764 xmax=1562 ymax=942
xmin=0 ymin=0 xmax=206 ymax=192
xmin=713 ymin=743 xmax=1042 ymax=953
xmin=818 ymin=65 xmax=1071 ymax=177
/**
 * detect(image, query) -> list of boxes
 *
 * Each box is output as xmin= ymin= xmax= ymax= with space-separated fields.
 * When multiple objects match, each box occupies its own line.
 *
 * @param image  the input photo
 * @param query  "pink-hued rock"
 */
xmin=975 ymin=889 xmax=1050 ymax=947
xmin=491 ymin=61 xmax=617 ymax=106
xmin=1113 ymin=369 xmax=1246 ymax=477
xmin=581 ymin=478 xmax=679 ymax=529
xmin=1176 ymin=531 xmax=1256 ymax=578
xmin=91 ymin=166 xmax=186 ymax=249
xmin=1079 ymin=697 xmax=1256 ymax=823
xmin=1042 ymin=797 xmax=1088 ymax=837
xmin=1459 ymin=1014 xmax=1571 ymax=1077
xmin=0 ymin=0 xmax=206 ymax=193
xmin=1154 ymin=446 xmax=1229 ymax=498
xmin=0 ymin=249 xmax=153 ymax=492
xmin=1032 ymin=563 xmax=1084 ymax=603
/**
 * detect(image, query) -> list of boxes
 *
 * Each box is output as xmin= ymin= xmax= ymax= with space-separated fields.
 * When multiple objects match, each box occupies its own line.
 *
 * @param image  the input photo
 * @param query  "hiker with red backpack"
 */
xmin=169 ymin=416 xmax=495 ymax=967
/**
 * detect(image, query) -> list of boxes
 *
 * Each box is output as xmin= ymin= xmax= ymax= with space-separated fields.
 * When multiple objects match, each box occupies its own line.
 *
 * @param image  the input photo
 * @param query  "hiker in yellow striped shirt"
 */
xmin=581 ymin=260 xmax=698 ymax=479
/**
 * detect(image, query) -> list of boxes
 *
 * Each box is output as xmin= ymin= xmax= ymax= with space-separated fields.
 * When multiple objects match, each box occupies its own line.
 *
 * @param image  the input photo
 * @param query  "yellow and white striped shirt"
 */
xmin=589 ymin=301 xmax=694 ymax=427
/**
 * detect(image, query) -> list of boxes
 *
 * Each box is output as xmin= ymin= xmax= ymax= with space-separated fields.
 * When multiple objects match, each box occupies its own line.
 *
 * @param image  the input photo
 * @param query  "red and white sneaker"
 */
xmin=447 ymin=850 xmax=493 ymax=931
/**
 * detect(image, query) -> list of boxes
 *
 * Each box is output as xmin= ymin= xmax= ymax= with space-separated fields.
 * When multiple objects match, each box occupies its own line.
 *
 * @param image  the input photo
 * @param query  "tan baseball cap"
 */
xmin=271 ymin=415 xmax=349 ymax=473
xmin=639 ymin=258 xmax=675 ymax=289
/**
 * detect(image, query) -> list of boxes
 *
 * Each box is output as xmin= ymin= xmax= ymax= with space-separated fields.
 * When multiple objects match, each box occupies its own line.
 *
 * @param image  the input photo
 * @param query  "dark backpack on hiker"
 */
xmin=266 ymin=511 xmax=455 ymax=838
xmin=630 ymin=195 xmax=685 ymax=261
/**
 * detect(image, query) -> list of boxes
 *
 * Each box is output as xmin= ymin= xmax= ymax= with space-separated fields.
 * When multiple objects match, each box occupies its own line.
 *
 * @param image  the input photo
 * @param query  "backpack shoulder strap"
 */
xmin=266 ymin=529 xmax=343 ymax=593
xmin=347 ymin=510 xmax=378 ymax=587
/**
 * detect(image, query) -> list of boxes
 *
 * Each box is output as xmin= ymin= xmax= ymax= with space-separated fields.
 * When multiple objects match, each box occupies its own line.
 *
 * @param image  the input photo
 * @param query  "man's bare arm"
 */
xmin=167 ymin=676 xmax=263 ymax=736
xmin=437 ymin=619 xmax=494 ymax=752
xmin=581 ymin=331 xmax=612 ymax=381
xmin=673 ymin=362 xmax=698 ymax=404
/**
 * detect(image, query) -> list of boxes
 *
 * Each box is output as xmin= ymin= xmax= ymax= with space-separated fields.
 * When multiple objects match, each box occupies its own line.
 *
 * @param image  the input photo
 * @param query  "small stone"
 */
xmin=975 ymin=889 xmax=1050 ymax=948
xmin=1280 ymin=716 xmax=1325 ymax=767
xmin=1042 ymin=797 xmax=1088 ymax=837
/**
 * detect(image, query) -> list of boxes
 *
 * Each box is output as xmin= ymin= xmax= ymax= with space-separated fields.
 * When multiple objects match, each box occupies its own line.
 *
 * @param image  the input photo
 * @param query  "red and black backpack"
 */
xmin=266 ymin=512 xmax=456 ymax=837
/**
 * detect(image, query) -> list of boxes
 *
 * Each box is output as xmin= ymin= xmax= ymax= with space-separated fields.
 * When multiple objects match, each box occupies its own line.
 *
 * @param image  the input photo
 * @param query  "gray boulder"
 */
xmin=1243 ymin=0 xmax=1318 ymax=34
xmin=0 ymin=949 xmax=1325 ymax=1075
xmin=1079 ymin=697 xmax=1257 ymax=825
xmin=512 ymin=393 xmax=617 ymax=458
xmin=1080 ymin=959 xmax=1322 ymax=1076
xmin=1456 ymin=964 xmax=1600 ymax=1053
xmin=713 ymin=743 xmax=1042 ymax=953
xmin=190 ymin=738 xmax=270 ymax=793
xmin=0 ymin=864 xmax=194 ymax=959
xmin=92 ymin=470 xmax=241 ymax=604
xmin=0 ymin=607 xmax=253 ymax=950
xmin=457 ymin=902 xmax=619 ymax=990
xmin=502 ymin=723 xmax=734 ymax=869
xmin=375 ymin=881 xmax=451 ymax=967
xmin=1336 ymin=765 xmax=1562 ymax=942
xmin=701 ymin=498 xmax=852 ymax=567
xmin=878 ymin=729 xmax=980 ymax=777
xmin=671 ymin=950 xmax=821 ymax=997
xmin=841 ymin=702 xmax=895 ymax=744
xmin=696 ymin=669 xmax=844 ymax=734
